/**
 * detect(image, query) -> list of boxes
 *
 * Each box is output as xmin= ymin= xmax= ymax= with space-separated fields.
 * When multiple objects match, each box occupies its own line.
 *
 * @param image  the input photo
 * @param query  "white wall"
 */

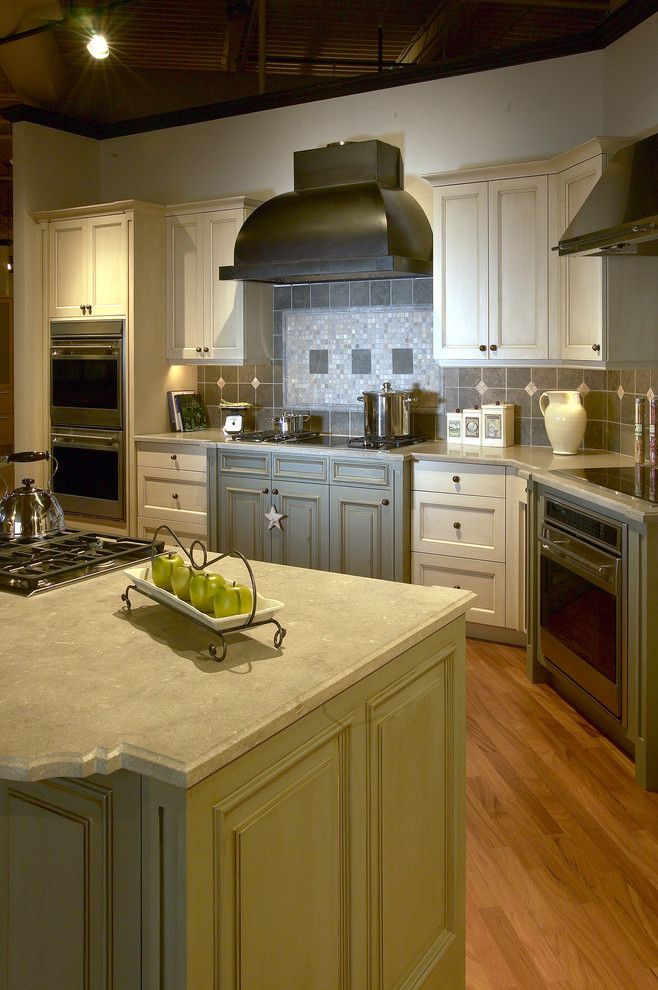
xmin=13 ymin=123 xmax=100 ymax=453
xmin=603 ymin=12 xmax=658 ymax=137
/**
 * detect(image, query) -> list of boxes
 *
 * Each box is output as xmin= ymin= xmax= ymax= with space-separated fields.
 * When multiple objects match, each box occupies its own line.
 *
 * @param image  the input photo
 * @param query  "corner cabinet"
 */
xmin=165 ymin=198 xmax=272 ymax=365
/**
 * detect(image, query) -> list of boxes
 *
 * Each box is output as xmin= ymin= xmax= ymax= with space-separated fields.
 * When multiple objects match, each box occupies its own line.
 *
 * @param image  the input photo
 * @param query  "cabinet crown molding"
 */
xmin=165 ymin=196 xmax=263 ymax=216
xmin=423 ymin=136 xmax=630 ymax=187
xmin=31 ymin=199 xmax=165 ymax=222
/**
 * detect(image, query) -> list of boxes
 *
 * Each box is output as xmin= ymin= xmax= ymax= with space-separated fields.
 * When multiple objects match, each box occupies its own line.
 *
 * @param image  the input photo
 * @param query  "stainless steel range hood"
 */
xmin=558 ymin=133 xmax=658 ymax=257
xmin=218 ymin=140 xmax=433 ymax=283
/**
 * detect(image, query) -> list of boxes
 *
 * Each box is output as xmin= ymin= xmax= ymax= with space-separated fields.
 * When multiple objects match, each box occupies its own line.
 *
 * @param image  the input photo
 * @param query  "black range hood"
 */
xmin=218 ymin=140 xmax=433 ymax=283
xmin=558 ymin=132 xmax=658 ymax=257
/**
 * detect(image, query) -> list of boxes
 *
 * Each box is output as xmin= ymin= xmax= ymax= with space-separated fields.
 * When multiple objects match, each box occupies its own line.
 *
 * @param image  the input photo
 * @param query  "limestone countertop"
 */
xmin=0 ymin=560 xmax=472 ymax=789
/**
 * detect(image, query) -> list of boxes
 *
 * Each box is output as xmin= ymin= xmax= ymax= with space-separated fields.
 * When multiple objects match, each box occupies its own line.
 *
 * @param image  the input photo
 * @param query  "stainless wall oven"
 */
xmin=49 ymin=319 xmax=126 ymax=521
xmin=537 ymin=495 xmax=626 ymax=723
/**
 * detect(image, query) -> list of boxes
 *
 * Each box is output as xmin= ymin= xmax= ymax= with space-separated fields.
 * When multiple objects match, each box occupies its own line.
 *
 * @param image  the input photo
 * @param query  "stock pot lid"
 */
xmin=359 ymin=381 xmax=411 ymax=397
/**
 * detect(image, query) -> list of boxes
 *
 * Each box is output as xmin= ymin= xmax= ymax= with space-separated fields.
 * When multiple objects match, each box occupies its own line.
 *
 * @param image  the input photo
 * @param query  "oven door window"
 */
xmin=54 ymin=443 xmax=119 ymax=500
xmin=540 ymin=555 xmax=617 ymax=683
xmin=51 ymin=356 xmax=120 ymax=412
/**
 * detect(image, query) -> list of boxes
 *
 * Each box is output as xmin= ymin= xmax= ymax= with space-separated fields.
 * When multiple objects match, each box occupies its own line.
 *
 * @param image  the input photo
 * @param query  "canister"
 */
xmin=446 ymin=409 xmax=462 ymax=443
xmin=461 ymin=407 xmax=482 ymax=446
xmin=481 ymin=402 xmax=515 ymax=447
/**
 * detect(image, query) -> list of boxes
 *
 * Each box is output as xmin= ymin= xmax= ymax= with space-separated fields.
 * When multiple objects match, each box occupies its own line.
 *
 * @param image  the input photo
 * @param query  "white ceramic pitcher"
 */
xmin=539 ymin=390 xmax=587 ymax=455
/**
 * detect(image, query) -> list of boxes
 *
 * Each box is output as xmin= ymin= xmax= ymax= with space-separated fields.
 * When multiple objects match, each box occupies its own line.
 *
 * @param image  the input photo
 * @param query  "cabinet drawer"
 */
xmin=138 ymin=515 xmax=208 ymax=544
xmin=411 ymin=552 xmax=506 ymax=627
xmin=138 ymin=467 xmax=207 ymax=518
xmin=331 ymin=457 xmax=390 ymax=488
xmin=412 ymin=491 xmax=505 ymax=561
xmin=137 ymin=443 xmax=208 ymax=475
xmin=272 ymin=452 xmax=329 ymax=484
xmin=413 ymin=460 xmax=506 ymax=498
xmin=218 ymin=450 xmax=271 ymax=477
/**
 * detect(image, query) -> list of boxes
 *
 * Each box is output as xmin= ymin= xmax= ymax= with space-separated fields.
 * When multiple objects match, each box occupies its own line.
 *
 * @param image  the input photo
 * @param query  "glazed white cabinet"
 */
xmin=47 ymin=214 xmax=128 ymax=319
xmin=165 ymin=198 xmax=272 ymax=365
xmin=431 ymin=175 xmax=548 ymax=362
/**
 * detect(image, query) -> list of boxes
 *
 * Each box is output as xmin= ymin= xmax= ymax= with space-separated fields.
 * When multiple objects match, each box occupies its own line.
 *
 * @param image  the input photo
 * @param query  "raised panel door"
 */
xmin=165 ymin=214 xmax=206 ymax=361
xmin=329 ymin=484 xmax=394 ymax=581
xmin=412 ymin=551 xmax=507 ymax=627
xmin=207 ymin=212 xmax=243 ymax=361
xmin=556 ymin=157 xmax=605 ymax=362
xmin=489 ymin=176 xmax=549 ymax=360
xmin=412 ymin=491 xmax=505 ymax=562
xmin=87 ymin=215 xmax=128 ymax=316
xmin=49 ymin=219 xmax=87 ymax=318
xmin=219 ymin=475 xmax=270 ymax=561
xmin=270 ymin=481 xmax=330 ymax=570
xmin=433 ymin=182 xmax=488 ymax=360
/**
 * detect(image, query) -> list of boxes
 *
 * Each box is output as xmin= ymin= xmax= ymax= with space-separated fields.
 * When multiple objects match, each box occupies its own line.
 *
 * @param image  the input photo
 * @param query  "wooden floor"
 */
xmin=465 ymin=638 xmax=658 ymax=990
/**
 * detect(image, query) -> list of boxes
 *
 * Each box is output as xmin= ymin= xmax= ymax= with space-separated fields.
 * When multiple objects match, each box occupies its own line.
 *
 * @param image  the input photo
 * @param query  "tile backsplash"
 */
xmin=196 ymin=279 xmax=657 ymax=453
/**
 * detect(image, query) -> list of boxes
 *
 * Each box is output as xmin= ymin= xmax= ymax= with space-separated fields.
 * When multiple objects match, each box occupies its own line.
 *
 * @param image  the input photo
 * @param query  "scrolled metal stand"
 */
xmin=121 ymin=524 xmax=286 ymax=662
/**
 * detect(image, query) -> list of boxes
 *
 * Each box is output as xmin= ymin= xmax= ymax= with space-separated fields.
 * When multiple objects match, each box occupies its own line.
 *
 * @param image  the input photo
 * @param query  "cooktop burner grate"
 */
xmin=347 ymin=435 xmax=427 ymax=450
xmin=229 ymin=430 xmax=322 ymax=443
xmin=0 ymin=531 xmax=163 ymax=595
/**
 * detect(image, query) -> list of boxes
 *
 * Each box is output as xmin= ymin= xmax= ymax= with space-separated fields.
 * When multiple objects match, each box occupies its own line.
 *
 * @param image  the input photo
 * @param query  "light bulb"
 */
xmin=86 ymin=33 xmax=109 ymax=59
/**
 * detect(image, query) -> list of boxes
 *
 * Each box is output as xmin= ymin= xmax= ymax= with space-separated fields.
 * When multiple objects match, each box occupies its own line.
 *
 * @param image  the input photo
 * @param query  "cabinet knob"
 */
xmin=262 ymin=487 xmax=269 ymax=494
xmin=203 ymin=346 xmax=209 ymax=353
xmin=87 ymin=305 xmax=92 ymax=315
xmin=382 ymin=498 xmax=390 ymax=506
xmin=271 ymin=488 xmax=279 ymax=495
xmin=172 ymin=492 xmax=179 ymax=500
xmin=195 ymin=346 xmax=202 ymax=353
xmin=80 ymin=304 xmax=85 ymax=314
xmin=479 ymin=344 xmax=487 ymax=352
xmin=170 ymin=454 xmax=177 ymax=460
xmin=453 ymin=521 xmax=461 ymax=530
xmin=452 ymin=475 xmax=460 ymax=483
xmin=592 ymin=343 xmax=601 ymax=352
xmin=453 ymin=585 xmax=461 ymax=589
xmin=489 ymin=343 xmax=498 ymax=351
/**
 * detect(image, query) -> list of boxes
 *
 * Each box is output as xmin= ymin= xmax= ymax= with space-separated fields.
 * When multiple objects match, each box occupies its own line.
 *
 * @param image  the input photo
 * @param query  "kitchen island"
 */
xmin=0 ymin=559 xmax=472 ymax=989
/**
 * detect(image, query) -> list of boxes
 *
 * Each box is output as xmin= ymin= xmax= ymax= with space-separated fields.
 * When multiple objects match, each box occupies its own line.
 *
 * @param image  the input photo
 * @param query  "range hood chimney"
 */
xmin=218 ymin=140 xmax=433 ymax=283
xmin=558 ymin=132 xmax=658 ymax=257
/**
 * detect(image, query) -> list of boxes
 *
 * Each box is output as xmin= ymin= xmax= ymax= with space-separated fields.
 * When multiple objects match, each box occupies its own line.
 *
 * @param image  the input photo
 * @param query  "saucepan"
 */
xmin=0 ymin=451 xmax=66 ymax=539
xmin=271 ymin=413 xmax=311 ymax=434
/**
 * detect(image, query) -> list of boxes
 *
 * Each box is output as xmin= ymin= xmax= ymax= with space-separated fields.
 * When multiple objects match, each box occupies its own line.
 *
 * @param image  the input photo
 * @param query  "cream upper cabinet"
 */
xmin=165 ymin=198 xmax=273 ymax=365
xmin=553 ymin=155 xmax=605 ymax=363
xmin=48 ymin=214 xmax=128 ymax=319
xmin=431 ymin=174 xmax=548 ymax=362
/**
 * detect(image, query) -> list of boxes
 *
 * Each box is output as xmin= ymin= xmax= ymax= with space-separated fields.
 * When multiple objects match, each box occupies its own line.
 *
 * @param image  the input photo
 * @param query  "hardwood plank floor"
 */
xmin=466 ymin=638 xmax=658 ymax=990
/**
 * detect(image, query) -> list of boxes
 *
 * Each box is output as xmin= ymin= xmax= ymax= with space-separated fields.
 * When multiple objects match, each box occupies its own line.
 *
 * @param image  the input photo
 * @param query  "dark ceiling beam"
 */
xmin=460 ymin=0 xmax=608 ymax=8
xmin=396 ymin=1 xmax=456 ymax=64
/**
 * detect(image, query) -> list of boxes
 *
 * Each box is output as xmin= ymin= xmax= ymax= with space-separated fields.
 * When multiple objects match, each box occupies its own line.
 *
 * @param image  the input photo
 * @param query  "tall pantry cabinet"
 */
xmin=33 ymin=200 xmax=195 ymax=535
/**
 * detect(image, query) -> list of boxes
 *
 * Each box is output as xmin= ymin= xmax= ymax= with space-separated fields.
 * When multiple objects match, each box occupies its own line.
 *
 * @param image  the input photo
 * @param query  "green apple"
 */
xmin=189 ymin=572 xmax=227 ymax=613
xmin=171 ymin=564 xmax=193 ymax=601
xmin=213 ymin=583 xmax=253 ymax=619
xmin=151 ymin=552 xmax=185 ymax=591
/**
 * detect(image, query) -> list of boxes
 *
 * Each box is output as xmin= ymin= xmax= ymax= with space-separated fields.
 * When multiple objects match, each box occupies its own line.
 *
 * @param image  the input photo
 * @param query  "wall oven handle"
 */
xmin=539 ymin=537 xmax=619 ymax=588
xmin=52 ymin=433 xmax=120 ymax=448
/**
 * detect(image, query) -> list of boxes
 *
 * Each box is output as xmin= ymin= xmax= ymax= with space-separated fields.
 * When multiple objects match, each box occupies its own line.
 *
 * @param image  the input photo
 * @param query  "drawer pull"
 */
xmin=479 ymin=344 xmax=486 ymax=352
xmin=170 ymin=453 xmax=177 ymax=460
xmin=452 ymin=475 xmax=460 ymax=483
xmin=453 ymin=521 xmax=461 ymax=530
xmin=489 ymin=343 xmax=498 ymax=351
xmin=262 ymin=487 xmax=269 ymax=494
xmin=453 ymin=585 xmax=461 ymax=589
xmin=172 ymin=492 xmax=179 ymax=500
xmin=382 ymin=498 xmax=390 ymax=506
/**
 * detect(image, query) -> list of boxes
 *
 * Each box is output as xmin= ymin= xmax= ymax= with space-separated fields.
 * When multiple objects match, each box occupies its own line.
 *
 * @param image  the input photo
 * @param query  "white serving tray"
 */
xmin=124 ymin=563 xmax=284 ymax=633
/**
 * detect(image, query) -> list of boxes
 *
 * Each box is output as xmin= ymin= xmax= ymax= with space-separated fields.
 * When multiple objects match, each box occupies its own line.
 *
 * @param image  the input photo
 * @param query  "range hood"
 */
xmin=218 ymin=140 xmax=433 ymax=283
xmin=558 ymin=132 xmax=658 ymax=257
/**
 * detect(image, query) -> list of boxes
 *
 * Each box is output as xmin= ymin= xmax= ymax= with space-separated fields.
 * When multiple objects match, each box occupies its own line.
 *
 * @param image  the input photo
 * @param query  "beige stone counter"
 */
xmin=0 ymin=560 xmax=472 ymax=788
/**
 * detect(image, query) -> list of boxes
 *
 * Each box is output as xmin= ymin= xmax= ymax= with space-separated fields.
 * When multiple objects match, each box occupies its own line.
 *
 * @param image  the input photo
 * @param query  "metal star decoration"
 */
xmin=265 ymin=505 xmax=286 ymax=530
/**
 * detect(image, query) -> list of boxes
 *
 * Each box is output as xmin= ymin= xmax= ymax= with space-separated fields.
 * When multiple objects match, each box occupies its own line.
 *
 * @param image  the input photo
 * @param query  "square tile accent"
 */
xmin=391 ymin=280 xmax=413 ymax=305
xmin=370 ymin=280 xmax=392 ymax=306
xmin=525 ymin=382 xmax=538 ymax=396
xmin=392 ymin=348 xmax=413 ymax=374
xmin=216 ymin=377 xmax=225 ymax=389
xmin=577 ymin=382 xmax=590 ymax=396
xmin=329 ymin=282 xmax=350 ymax=308
xmin=309 ymin=349 xmax=329 ymax=375
xmin=349 ymin=281 xmax=370 ymax=307
xmin=352 ymin=348 xmax=372 ymax=375
xmin=617 ymin=385 xmax=625 ymax=399
xmin=251 ymin=377 xmax=261 ymax=389
xmin=476 ymin=380 xmax=488 ymax=395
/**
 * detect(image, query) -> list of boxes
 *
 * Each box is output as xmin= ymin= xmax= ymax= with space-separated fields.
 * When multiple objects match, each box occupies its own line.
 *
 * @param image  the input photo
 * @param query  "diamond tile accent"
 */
xmin=216 ymin=377 xmax=225 ymax=389
xmin=476 ymin=380 xmax=488 ymax=395
xmin=577 ymin=382 xmax=590 ymax=396
xmin=525 ymin=382 xmax=538 ymax=396
xmin=648 ymin=388 xmax=655 ymax=401
xmin=251 ymin=377 xmax=260 ymax=390
xmin=617 ymin=385 xmax=625 ymax=399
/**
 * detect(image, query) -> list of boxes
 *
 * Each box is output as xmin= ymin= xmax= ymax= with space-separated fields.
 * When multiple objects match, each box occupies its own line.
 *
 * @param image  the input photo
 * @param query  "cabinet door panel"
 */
xmin=88 ymin=216 xmax=127 ymax=315
xmin=330 ymin=485 xmax=394 ymax=580
xmin=219 ymin=476 xmax=269 ymax=561
xmin=557 ymin=157 xmax=605 ymax=362
xmin=207 ymin=214 xmax=243 ymax=361
xmin=165 ymin=214 xmax=205 ymax=360
xmin=489 ymin=176 xmax=548 ymax=360
xmin=49 ymin=220 xmax=87 ymax=318
xmin=270 ymin=481 xmax=329 ymax=570
xmin=433 ymin=183 xmax=488 ymax=360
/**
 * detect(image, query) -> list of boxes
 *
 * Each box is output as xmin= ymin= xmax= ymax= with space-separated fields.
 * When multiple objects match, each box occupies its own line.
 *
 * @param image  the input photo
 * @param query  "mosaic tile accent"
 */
xmin=283 ymin=307 xmax=434 ymax=408
xmin=392 ymin=348 xmax=413 ymax=375
xmin=309 ymin=349 xmax=328 ymax=374
xmin=351 ymin=348 xmax=372 ymax=375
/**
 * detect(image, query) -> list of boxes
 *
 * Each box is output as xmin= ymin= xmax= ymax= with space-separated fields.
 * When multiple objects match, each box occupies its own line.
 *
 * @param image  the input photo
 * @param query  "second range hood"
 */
xmin=219 ymin=140 xmax=433 ymax=284
xmin=558 ymin=132 xmax=658 ymax=257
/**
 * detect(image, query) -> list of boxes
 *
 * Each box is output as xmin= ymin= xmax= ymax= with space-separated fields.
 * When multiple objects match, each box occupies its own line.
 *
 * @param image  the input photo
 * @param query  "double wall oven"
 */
xmin=50 ymin=320 xmax=125 ymax=520
xmin=536 ymin=491 xmax=628 ymax=733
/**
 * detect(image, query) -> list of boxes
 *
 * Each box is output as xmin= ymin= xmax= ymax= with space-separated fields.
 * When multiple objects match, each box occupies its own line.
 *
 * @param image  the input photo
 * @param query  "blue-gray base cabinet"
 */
xmin=208 ymin=447 xmax=410 ymax=582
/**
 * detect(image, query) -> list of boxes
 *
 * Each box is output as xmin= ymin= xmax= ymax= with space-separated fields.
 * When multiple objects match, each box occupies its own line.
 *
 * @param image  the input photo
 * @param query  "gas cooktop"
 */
xmin=0 ymin=530 xmax=163 ymax=596
xmin=227 ymin=431 xmax=426 ymax=449
xmin=555 ymin=465 xmax=658 ymax=505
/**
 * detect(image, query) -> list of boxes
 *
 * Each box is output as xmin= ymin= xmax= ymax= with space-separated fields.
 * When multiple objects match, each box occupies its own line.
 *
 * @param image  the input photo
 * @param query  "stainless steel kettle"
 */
xmin=0 ymin=451 xmax=66 ymax=539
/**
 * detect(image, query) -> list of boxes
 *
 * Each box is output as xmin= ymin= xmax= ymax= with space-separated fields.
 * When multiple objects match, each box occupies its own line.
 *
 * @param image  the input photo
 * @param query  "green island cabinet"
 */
xmin=207 ymin=447 xmax=411 ymax=582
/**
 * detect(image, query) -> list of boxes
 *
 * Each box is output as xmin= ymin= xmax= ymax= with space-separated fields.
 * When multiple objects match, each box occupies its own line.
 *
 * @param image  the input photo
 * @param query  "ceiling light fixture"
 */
xmin=86 ymin=33 xmax=109 ymax=59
